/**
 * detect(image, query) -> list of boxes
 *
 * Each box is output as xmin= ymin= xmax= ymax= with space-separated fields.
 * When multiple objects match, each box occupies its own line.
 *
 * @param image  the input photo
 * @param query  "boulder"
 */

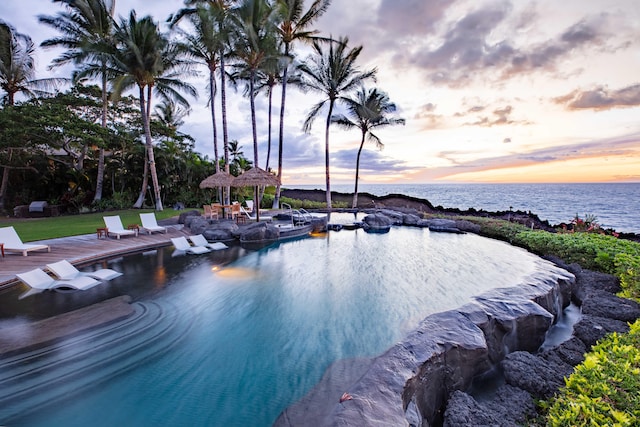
xmin=202 ymin=221 xmax=239 ymax=242
xmin=178 ymin=210 xmax=200 ymax=225
xmin=580 ymin=289 xmax=640 ymax=322
xmin=362 ymin=213 xmax=394 ymax=228
xmin=573 ymin=314 xmax=630 ymax=347
xmin=501 ymin=350 xmax=570 ymax=399
xmin=423 ymin=218 xmax=464 ymax=234
xmin=402 ymin=213 xmax=422 ymax=226
xmin=443 ymin=385 xmax=536 ymax=427
xmin=239 ymin=222 xmax=279 ymax=242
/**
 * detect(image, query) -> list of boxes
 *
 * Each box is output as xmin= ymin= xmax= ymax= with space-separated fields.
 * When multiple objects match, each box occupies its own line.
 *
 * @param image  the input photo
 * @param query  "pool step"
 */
xmin=0 ymin=299 xmax=195 ymax=421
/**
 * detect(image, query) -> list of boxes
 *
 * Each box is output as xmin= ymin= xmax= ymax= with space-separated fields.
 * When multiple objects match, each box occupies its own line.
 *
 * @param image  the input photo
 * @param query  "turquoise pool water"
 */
xmin=1 ymin=223 xmax=544 ymax=426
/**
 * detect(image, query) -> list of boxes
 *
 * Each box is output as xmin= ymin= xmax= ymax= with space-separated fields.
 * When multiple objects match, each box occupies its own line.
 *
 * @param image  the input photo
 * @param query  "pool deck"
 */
xmin=0 ymin=223 xmax=187 ymax=289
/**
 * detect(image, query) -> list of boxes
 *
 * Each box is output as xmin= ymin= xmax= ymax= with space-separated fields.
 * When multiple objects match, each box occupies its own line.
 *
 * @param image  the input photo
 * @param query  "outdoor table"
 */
xmin=96 ymin=227 xmax=108 ymax=239
xmin=127 ymin=224 xmax=140 ymax=236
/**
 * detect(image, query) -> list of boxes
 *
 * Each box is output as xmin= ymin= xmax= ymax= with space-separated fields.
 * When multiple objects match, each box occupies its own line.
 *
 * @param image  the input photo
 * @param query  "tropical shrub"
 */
xmin=545 ymin=320 xmax=640 ymax=426
xmin=514 ymin=231 xmax=640 ymax=300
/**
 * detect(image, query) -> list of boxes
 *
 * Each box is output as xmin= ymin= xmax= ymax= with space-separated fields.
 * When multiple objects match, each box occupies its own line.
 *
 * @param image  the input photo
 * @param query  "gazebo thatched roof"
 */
xmin=232 ymin=167 xmax=279 ymax=187
xmin=199 ymin=171 xmax=235 ymax=188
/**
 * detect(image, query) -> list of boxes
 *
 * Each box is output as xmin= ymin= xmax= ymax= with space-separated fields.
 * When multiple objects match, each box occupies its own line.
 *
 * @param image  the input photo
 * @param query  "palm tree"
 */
xmin=229 ymin=0 xmax=278 ymax=169
xmin=110 ymin=11 xmax=197 ymax=211
xmin=332 ymin=87 xmax=405 ymax=208
xmin=271 ymin=0 xmax=331 ymax=208
xmin=39 ymin=0 xmax=116 ymax=203
xmin=0 ymin=21 xmax=37 ymax=105
xmin=298 ymin=37 xmax=376 ymax=209
xmin=172 ymin=0 xmax=235 ymax=205
xmin=0 ymin=21 xmax=60 ymax=210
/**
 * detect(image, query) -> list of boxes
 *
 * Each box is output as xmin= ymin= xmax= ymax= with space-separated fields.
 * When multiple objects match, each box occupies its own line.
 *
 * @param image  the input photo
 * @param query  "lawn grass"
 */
xmin=0 ymin=209 xmax=184 ymax=242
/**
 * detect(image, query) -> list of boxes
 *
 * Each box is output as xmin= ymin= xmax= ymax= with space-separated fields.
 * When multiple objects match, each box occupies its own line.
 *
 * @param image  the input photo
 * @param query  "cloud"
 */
xmin=431 ymin=131 xmax=640 ymax=177
xmin=556 ymin=84 xmax=640 ymax=110
xmin=380 ymin=2 xmax=616 ymax=87
xmin=332 ymin=148 xmax=409 ymax=174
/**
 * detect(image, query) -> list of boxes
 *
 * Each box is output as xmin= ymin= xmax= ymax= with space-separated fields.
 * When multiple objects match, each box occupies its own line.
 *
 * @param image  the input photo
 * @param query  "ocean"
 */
xmin=289 ymin=182 xmax=639 ymax=234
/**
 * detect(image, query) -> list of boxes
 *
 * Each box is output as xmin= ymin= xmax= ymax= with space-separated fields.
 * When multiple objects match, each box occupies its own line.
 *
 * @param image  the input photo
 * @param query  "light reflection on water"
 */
xmin=1 ymin=222 xmax=547 ymax=427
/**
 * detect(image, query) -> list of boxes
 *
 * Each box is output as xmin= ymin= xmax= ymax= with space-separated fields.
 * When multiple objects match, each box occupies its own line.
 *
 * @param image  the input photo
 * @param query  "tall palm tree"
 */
xmin=298 ymin=37 xmax=376 ymax=209
xmin=0 ymin=21 xmax=60 ymax=210
xmin=39 ymin=0 xmax=116 ymax=203
xmin=229 ymin=0 xmax=278 ymax=169
xmin=110 ymin=11 xmax=197 ymax=211
xmin=172 ymin=0 xmax=235 ymax=204
xmin=271 ymin=0 xmax=331 ymax=208
xmin=332 ymin=87 xmax=405 ymax=208
xmin=0 ymin=21 xmax=37 ymax=105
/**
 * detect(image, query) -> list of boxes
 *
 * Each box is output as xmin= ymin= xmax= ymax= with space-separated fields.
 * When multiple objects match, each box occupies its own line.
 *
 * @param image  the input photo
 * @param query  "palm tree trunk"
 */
xmin=353 ymin=132 xmax=366 ymax=208
xmin=220 ymin=51 xmax=231 ymax=205
xmin=324 ymin=99 xmax=334 ymax=209
xmin=273 ymin=64 xmax=288 ymax=209
xmin=133 ymin=86 xmax=163 ymax=210
xmin=93 ymin=65 xmax=108 ymax=203
xmin=209 ymin=66 xmax=223 ymax=202
xmin=0 ymin=165 xmax=9 ymax=211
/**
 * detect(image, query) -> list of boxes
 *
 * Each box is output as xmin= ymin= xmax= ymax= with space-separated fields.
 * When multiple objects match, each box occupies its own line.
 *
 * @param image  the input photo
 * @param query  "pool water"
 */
xmin=1 ymin=223 xmax=545 ymax=426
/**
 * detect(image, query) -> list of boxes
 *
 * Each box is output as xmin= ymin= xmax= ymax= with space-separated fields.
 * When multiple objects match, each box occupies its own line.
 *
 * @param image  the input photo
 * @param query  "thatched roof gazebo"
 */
xmin=233 ymin=168 xmax=279 ymax=221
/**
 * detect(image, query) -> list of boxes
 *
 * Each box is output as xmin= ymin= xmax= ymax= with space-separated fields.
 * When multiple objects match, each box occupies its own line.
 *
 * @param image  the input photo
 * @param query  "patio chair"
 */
xmin=103 ymin=215 xmax=137 ymax=239
xmin=0 ymin=226 xmax=50 ymax=256
xmin=188 ymin=234 xmax=228 ymax=251
xmin=17 ymin=268 xmax=101 ymax=293
xmin=203 ymin=204 xmax=219 ymax=220
xmin=47 ymin=259 xmax=123 ymax=281
xmin=140 ymin=212 xmax=168 ymax=234
xmin=170 ymin=236 xmax=210 ymax=254
xmin=230 ymin=202 xmax=241 ymax=221
xmin=245 ymin=200 xmax=254 ymax=212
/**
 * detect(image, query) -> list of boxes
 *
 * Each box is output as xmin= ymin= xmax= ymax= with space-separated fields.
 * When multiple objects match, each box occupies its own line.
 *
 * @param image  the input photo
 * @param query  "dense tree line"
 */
xmin=0 ymin=0 xmax=404 ymax=214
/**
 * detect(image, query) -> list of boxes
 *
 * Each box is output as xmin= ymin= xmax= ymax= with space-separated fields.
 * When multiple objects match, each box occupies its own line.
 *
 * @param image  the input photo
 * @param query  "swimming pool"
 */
xmin=0 ymin=222 xmax=547 ymax=426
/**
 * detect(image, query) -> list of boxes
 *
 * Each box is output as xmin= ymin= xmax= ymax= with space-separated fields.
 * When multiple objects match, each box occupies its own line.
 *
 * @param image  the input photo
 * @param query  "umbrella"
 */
xmin=199 ymin=171 xmax=235 ymax=188
xmin=232 ymin=167 xmax=280 ymax=222
xmin=232 ymin=167 xmax=279 ymax=187
xmin=200 ymin=171 xmax=235 ymax=206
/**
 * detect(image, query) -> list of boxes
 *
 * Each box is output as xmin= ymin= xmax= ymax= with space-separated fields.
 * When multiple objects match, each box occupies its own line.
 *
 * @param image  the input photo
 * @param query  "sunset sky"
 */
xmin=2 ymin=0 xmax=639 ymax=185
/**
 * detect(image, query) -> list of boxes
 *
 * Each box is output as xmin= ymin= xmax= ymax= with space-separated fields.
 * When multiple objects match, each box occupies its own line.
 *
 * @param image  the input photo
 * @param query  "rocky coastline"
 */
xmin=274 ymin=189 xmax=640 ymax=426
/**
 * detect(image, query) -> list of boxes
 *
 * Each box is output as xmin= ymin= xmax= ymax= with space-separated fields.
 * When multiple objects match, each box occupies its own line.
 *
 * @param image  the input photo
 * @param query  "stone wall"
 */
xmin=275 ymin=259 xmax=575 ymax=426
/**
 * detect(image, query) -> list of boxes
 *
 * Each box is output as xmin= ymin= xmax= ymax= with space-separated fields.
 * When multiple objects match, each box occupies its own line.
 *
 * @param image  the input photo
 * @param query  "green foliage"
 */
xmin=513 ymin=231 xmax=640 ymax=300
xmin=545 ymin=320 xmax=640 ymax=426
xmin=277 ymin=196 xmax=348 ymax=209
xmin=452 ymin=216 xmax=530 ymax=242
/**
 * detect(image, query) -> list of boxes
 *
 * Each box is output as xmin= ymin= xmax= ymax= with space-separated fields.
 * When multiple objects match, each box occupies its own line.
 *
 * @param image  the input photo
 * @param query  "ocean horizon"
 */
xmin=286 ymin=182 xmax=639 ymax=234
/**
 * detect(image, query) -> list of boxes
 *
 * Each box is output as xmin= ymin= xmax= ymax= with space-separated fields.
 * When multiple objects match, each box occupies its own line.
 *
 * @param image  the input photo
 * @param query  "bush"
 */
xmin=513 ymin=231 xmax=640 ymax=300
xmin=545 ymin=320 xmax=640 ymax=426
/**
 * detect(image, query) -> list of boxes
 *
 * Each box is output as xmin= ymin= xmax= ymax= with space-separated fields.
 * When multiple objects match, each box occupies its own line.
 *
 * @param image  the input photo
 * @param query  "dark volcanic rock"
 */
xmin=541 ymin=336 xmax=587 ymax=367
xmin=501 ymin=350 xmax=570 ymax=399
xmin=239 ymin=221 xmax=279 ymax=242
xmin=443 ymin=385 xmax=536 ymax=427
xmin=573 ymin=314 xmax=631 ymax=347
xmin=580 ymin=289 xmax=640 ymax=322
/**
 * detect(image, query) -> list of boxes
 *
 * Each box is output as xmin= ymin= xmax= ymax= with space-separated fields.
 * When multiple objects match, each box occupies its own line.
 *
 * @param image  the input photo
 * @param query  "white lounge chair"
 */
xmin=170 ymin=236 xmax=210 ymax=254
xmin=46 ymin=259 xmax=123 ymax=281
xmin=140 ymin=212 xmax=168 ymax=234
xmin=103 ymin=215 xmax=137 ymax=239
xmin=17 ymin=268 xmax=101 ymax=293
xmin=0 ymin=226 xmax=50 ymax=256
xmin=188 ymin=234 xmax=228 ymax=251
